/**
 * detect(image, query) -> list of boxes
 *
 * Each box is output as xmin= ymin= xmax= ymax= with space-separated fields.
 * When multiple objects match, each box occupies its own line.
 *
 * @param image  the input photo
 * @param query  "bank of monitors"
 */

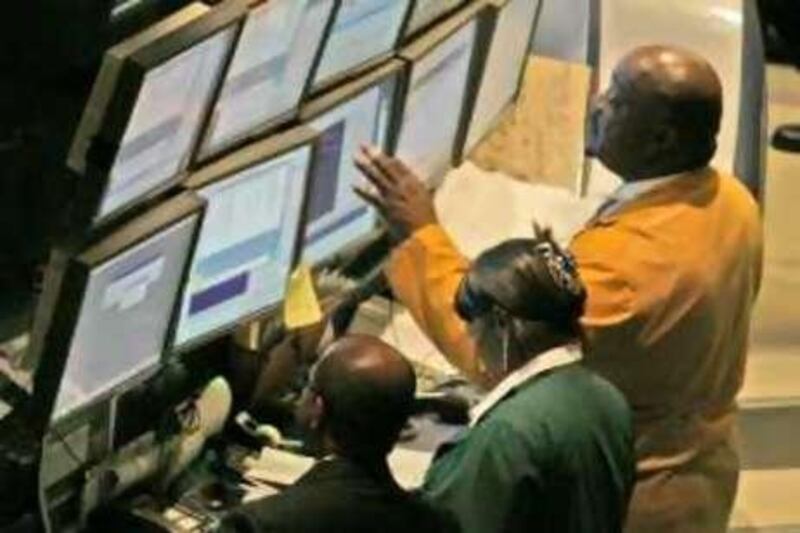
xmin=300 ymin=61 xmax=405 ymax=265
xmin=196 ymin=0 xmax=337 ymax=161
xmin=30 ymin=195 xmax=203 ymax=426
xmin=311 ymin=0 xmax=412 ymax=92
xmin=173 ymin=128 xmax=316 ymax=350
xmin=67 ymin=1 xmax=245 ymax=229
xmin=403 ymin=0 xmax=466 ymax=39
xmin=460 ymin=0 xmax=541 ymax=157
xmin=395 ymin=2 xmax=489 ymax=187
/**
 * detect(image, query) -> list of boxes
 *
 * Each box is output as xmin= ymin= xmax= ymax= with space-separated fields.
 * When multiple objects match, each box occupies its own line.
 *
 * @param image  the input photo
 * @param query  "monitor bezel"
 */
xmin=66 ymin=0 xmax=247 ymax=234
xmin=298 ymin=59 xmax=408 ymax=271
xmin=308 ymin=0 xmax=414 ymax=97
xmin=171 ymin=125 xmax=321 ymax=354
xmin=191 ymin=0 xmax=340 ymax=165
xmin=455 ymin=0 xmax=545 ymax=160
xmin=29 ymin=193 xmax=205 ymax=435
xmin=394 ymin=0 xmax=494 ymax=188
xmin=400 ymin=0 xmax=469 ymax=43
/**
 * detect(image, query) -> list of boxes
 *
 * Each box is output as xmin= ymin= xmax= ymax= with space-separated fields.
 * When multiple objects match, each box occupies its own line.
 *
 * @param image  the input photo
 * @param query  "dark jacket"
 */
xmin=220 ymin=457 xmax=458 ymax=533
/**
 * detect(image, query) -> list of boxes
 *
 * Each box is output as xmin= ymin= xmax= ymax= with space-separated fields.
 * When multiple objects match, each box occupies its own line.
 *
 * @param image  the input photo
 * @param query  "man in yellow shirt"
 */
xmin=354 ymin=45 xmax=763 ymax=532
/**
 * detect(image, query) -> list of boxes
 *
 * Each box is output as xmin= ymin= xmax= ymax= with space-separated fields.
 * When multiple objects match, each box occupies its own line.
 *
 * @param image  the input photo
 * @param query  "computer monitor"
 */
xmin=299 ymin=60 xmax=404 ymax=266
xmin=460 ymin=0 xmax=541 ymax=157
xmin=67 ymin=1 xmax=245 ymax=229
xmin=29 ymin=194 xmax=203 ymax=426
xmin=173 ymin=127 xmax=317 ymax=350
xmin=311 ymin=0 xmax=412 ymax=93
xmin=196 ymin=0 xmax=337 ymax=161
xmin=394 ymin=3 xmax=489 ymax=187
xmin=403 ymin=0 xmax=466 ymax=39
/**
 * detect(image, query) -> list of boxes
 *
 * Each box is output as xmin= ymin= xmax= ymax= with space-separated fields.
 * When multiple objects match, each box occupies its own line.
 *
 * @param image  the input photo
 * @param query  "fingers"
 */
xmin=354 ymin=152 xmax=394 ymax=194
xmin=363 ymin=144 xmax=413 ymax=182
xmin=352 ymin=185 xmax=385 ymax=211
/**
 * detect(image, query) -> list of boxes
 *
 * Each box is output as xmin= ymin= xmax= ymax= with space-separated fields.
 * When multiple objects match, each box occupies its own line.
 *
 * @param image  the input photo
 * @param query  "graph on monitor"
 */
xmin=302 ymin=74 xmax=398 ymax=265
xmin=395 ymin=14 xmax=479 ymax=186
xmin=174 ymin=143 xmax=312 ymax=349
xmin=312 ymin=0 xmax=411 ymax=90
xmin=52 ymin=213 xmax=200 ymax=422
xmin=198 ymin=0 xmax=336 ymax=159
xmin=67 ymin=3 xmax=244 ymax=228
xmin=464 ymin=0 xmax=539 ymax=154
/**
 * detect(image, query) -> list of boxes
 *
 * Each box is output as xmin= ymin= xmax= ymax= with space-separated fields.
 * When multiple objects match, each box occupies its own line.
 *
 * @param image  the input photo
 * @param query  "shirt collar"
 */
xmin=469 ymin=345 xmax=582 ymax=426
xmin=596 ymin=171 xmax=691 ymax=219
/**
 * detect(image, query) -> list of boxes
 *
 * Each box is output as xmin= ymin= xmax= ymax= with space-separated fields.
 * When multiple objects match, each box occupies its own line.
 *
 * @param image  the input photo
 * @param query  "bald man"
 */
xmin=355 ymin=45 xmax=763 ymax=532
xmin=220 ymin=335 xmax=457 ymax=533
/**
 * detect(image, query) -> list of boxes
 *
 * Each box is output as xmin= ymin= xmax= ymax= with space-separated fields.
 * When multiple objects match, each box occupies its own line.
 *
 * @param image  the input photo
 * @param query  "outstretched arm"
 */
xmin=353 ymin=146 xmax=490 ymax=387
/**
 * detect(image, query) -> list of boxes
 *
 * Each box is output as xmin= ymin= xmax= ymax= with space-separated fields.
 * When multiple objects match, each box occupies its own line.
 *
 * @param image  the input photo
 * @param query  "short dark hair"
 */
xmin=312 ymin=349 xmax=416 ymax=462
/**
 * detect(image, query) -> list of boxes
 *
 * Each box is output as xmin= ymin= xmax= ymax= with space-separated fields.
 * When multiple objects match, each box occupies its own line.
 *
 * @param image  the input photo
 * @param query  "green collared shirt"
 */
xmin=422 ymin=362 xmax=635 ymax=533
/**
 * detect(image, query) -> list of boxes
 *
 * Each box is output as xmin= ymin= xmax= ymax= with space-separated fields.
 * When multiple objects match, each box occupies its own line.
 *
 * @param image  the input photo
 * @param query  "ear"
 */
xmin=651 ymin=125 xmax=678 ymax=155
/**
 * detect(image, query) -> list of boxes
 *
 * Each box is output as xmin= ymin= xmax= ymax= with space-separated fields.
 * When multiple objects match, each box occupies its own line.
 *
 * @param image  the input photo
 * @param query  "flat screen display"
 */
xmin=174 ymin=146 xmax=311 ymax=348
xmin=302 ymin=76 xmax=397 ymax=264
xmin=395 ymin=19 xmax=477 ymax=184
xmin=464 ymin=0 xmax=537 ymax=153
xmin=405 ymin=0 xmax=464 ymax=37
xmin=312 ymin=0 xmax=411 ymax=88
xmin=52 ymin=215 xmax=199 ymax=421
xmin=97 ymin=26 xmax=236 ymax=221
xmin=198 ymin=0 xmax=336 ymax=159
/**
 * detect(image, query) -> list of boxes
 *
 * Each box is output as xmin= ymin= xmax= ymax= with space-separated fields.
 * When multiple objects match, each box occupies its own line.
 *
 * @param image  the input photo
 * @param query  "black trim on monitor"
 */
xmin=299 ymin=59 xmax=408 ymax=271
xmin=308 ymin=0 xmax=414 ymax=97
xmin=400 ymin=0 xmax=469 ymax=43
xmin=66 ymin=0 xmax=247 ymax=234
xmin=28 ymin=193 xmax=204 ymax=436
xmin=191 ymin=0 xmax=340 ymax=166
xmin=454 ymin=0 xmax=544 ymax=160
xmin=172 ymin=126 xmax=320 ymax=354
xmin=395 ymin=1 xmax=492 ymax=187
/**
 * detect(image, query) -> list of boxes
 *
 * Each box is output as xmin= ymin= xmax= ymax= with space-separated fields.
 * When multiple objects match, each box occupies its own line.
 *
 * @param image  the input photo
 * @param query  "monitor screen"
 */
xmin=404 ymin=0 xmax=464 ymax=37
xmin=312 ymin=0 xmax=411 ymax=89
xmin=174 ymin=146 xmax=312 ymax=348
xmin=302 ymin=76 xmax=397 ymax=264
xmin=97 ymin=26 xmax=236 ymax=222
xmin=464 ymin=0 xmax=538 ymax=153
xmin=395 ymin=19 xmax=477 ymax=185
xmin=197 ymin=0 xmax=336 ymax=159
xmin=52 ymin=215 xmax=199 ymax=421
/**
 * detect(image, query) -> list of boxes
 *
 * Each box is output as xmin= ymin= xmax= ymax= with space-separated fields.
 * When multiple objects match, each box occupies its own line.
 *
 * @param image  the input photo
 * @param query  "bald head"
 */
xmin=587 ymin=45 xmax=723 ymax=180
xmin=308 ymin=335 xmax=416 ymax=461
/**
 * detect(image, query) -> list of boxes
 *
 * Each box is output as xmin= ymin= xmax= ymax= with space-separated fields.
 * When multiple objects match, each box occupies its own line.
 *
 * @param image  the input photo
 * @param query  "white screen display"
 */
xmin=98 ymin=26 xmax=236 ymax=221
xmin=302 ymin=77 xmax=396 ymax=264
xmin=198 ymin=0 xmax=336 ymax=159
xmin=405 ymin=0 xmax=464 ymax=37
xmin=395 ymin=19 xmax=477 ymax=185
xmin=465 ymin=0 xmax=537 ymax=153
xmin=53 ymin=215 xmax=199 ymax=421
xmin=174 ymin=146 xmax=311 ymax=348
xmin=313 ymin=0 xmax=411 ymax=87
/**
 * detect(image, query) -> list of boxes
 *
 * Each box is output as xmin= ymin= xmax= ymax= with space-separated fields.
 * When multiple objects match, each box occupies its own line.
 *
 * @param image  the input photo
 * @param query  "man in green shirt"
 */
xmin=421 ymin=234 xmax=635 ymax=533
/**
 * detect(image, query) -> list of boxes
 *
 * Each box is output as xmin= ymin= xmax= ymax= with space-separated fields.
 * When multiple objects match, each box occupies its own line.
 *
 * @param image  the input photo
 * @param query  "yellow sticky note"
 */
xmin=284 ymin=263 xmax=322 ymax=330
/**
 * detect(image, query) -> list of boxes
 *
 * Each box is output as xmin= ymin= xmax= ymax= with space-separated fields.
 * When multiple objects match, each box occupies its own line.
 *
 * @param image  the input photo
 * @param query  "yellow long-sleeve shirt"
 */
xmin=387 ymin=167 xmax=763 ymax=532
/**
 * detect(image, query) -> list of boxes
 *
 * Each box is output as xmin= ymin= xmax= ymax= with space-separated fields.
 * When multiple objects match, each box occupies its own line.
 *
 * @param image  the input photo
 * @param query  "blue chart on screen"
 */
xmin=314 ymin=0 xmax=411 ymax=86
xmin=52 ymin=215 xmax=199 ymax=421
xmin=98 ymin=27 xmax=235 ymax=221
xmin=174 ymin=147 xmax=311 ymax=348
xmin=199 ymin=0 xmax=335 ymax=158
xmin=303 ymin=78 xmax=396 ymax=264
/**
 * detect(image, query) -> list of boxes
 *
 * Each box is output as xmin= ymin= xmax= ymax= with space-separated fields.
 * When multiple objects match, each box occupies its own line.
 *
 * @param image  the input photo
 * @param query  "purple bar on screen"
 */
xmin=189 ymin=272 xmax=250 ymax=315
